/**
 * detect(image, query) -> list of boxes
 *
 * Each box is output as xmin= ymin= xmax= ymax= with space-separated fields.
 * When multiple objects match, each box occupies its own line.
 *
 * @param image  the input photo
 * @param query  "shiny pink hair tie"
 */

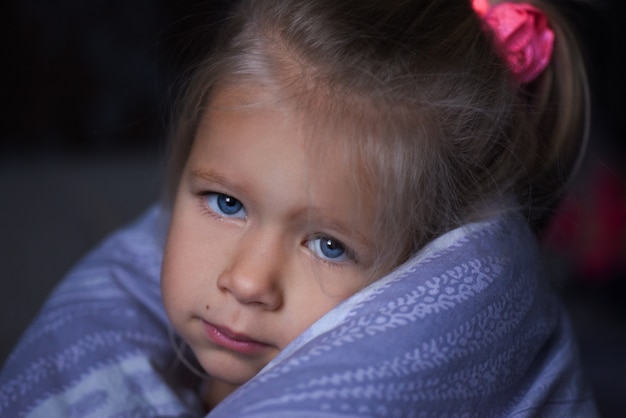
xmin=472 ymin=0 xmax=555 ymax=83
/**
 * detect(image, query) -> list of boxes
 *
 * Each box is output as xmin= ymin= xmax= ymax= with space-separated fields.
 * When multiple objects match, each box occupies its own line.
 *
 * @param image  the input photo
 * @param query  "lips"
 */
xmin=202 ymin=321 xmax=271 ymax=355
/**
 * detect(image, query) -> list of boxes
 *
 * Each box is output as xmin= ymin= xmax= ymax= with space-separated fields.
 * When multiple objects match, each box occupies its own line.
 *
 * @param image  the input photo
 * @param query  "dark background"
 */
xmin=1 ymin=0 xmax=625 ymax=416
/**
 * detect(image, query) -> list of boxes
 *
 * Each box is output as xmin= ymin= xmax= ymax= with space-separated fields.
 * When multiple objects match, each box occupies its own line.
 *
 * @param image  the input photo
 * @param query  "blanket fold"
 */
xmin=0 ymin=206 xmax=597 ymax=417
xmin=210 ymin=212 xmax=597 ymax=417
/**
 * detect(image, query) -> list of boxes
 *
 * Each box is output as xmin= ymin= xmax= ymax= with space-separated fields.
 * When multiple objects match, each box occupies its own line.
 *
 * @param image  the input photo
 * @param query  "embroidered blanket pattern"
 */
xmin=0 ymin=207 xmax=597 ymax=417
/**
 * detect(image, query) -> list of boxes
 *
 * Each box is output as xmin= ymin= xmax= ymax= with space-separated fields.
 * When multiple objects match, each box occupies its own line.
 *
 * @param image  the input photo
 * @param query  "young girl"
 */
xmin=0 ymin=0 xmax=598 ymax=416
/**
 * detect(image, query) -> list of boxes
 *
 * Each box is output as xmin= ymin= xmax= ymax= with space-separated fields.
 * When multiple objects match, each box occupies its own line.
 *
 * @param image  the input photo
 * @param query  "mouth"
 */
xmin=202 ymin=320 xmax=272 ymax=355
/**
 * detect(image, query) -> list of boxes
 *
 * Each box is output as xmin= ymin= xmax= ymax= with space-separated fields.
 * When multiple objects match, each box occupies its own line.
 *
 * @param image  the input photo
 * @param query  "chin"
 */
xmin=195 ymin=348 xmax=268 ymax=386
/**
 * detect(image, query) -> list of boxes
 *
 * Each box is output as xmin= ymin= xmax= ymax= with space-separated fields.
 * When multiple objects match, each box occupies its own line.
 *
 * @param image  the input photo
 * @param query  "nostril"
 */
xmin=216 ymin=268 xmax=283 ymax=310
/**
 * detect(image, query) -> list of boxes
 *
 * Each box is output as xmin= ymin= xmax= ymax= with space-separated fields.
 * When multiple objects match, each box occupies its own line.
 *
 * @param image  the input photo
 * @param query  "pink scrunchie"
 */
xmin=472 ymin=0 xmax=554 ymax=83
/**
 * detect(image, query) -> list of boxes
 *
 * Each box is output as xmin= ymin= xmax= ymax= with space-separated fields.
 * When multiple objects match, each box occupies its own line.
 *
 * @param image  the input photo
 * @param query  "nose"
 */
xmin=216 ymin=228 xmax=284 ymax=310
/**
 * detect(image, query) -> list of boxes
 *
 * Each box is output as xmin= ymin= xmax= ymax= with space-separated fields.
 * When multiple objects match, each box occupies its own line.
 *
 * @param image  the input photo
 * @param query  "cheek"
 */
xmin=160 ymin=214 xmax=226 ymax=316
xmin=160 ymin=216 xmax=205 ymax=317
xmin=160 ymin=235 xmax=188 ymax=321
xmin=278 ymin=266 xmax=365 ymax=344
xmin=302 ymin=261 xmax=370 ymax=303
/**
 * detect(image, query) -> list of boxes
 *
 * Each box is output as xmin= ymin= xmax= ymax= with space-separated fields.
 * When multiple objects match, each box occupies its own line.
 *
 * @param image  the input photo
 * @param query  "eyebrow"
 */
xmin=190 ymin=169 xmax=248 ymax=195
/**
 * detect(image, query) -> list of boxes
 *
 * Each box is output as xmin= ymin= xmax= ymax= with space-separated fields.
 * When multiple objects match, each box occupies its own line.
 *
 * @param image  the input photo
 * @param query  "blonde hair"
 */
xmin=165 ymin=0 xmax=589 ymax=275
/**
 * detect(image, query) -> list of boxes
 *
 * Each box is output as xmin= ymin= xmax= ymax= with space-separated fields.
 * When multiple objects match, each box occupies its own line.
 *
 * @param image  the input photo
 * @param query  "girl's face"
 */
xmin=161 ymin=87 xmax=375 ymax=387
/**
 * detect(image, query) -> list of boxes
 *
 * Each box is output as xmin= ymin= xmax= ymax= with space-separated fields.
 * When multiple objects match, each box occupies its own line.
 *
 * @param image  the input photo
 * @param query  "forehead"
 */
xmin=196 ymin=83 xmax=359 ymax=172
xmin=189 ymin=84 xmax=373 ymax=221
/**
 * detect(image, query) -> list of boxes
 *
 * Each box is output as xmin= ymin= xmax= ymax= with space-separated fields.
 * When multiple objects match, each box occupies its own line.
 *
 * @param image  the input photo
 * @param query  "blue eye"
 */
xmin=206 ymin=193 xmax=246 ymax=219
xmin=307 ymin=236 xmax=350 ymax=262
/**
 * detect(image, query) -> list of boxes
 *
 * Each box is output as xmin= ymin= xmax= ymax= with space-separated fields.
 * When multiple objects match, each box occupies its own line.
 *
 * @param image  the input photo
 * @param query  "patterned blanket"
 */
xmin=0 ymin=206 xmax=597 ymax=417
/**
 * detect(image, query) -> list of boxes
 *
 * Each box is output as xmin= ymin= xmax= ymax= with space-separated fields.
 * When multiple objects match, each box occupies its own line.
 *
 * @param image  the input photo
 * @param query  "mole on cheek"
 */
xmin=205 ymin=305 xmax=210 ymax=310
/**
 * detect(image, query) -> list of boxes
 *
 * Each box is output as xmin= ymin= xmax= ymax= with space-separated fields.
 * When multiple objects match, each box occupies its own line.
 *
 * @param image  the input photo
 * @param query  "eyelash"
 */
xmin=195 ymin=191 xmax=358 ymax=266
xmin=305 ymin=235 xmax=357 ymax=266
xmin=198 ymin=191 xmax=247 ymax=221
